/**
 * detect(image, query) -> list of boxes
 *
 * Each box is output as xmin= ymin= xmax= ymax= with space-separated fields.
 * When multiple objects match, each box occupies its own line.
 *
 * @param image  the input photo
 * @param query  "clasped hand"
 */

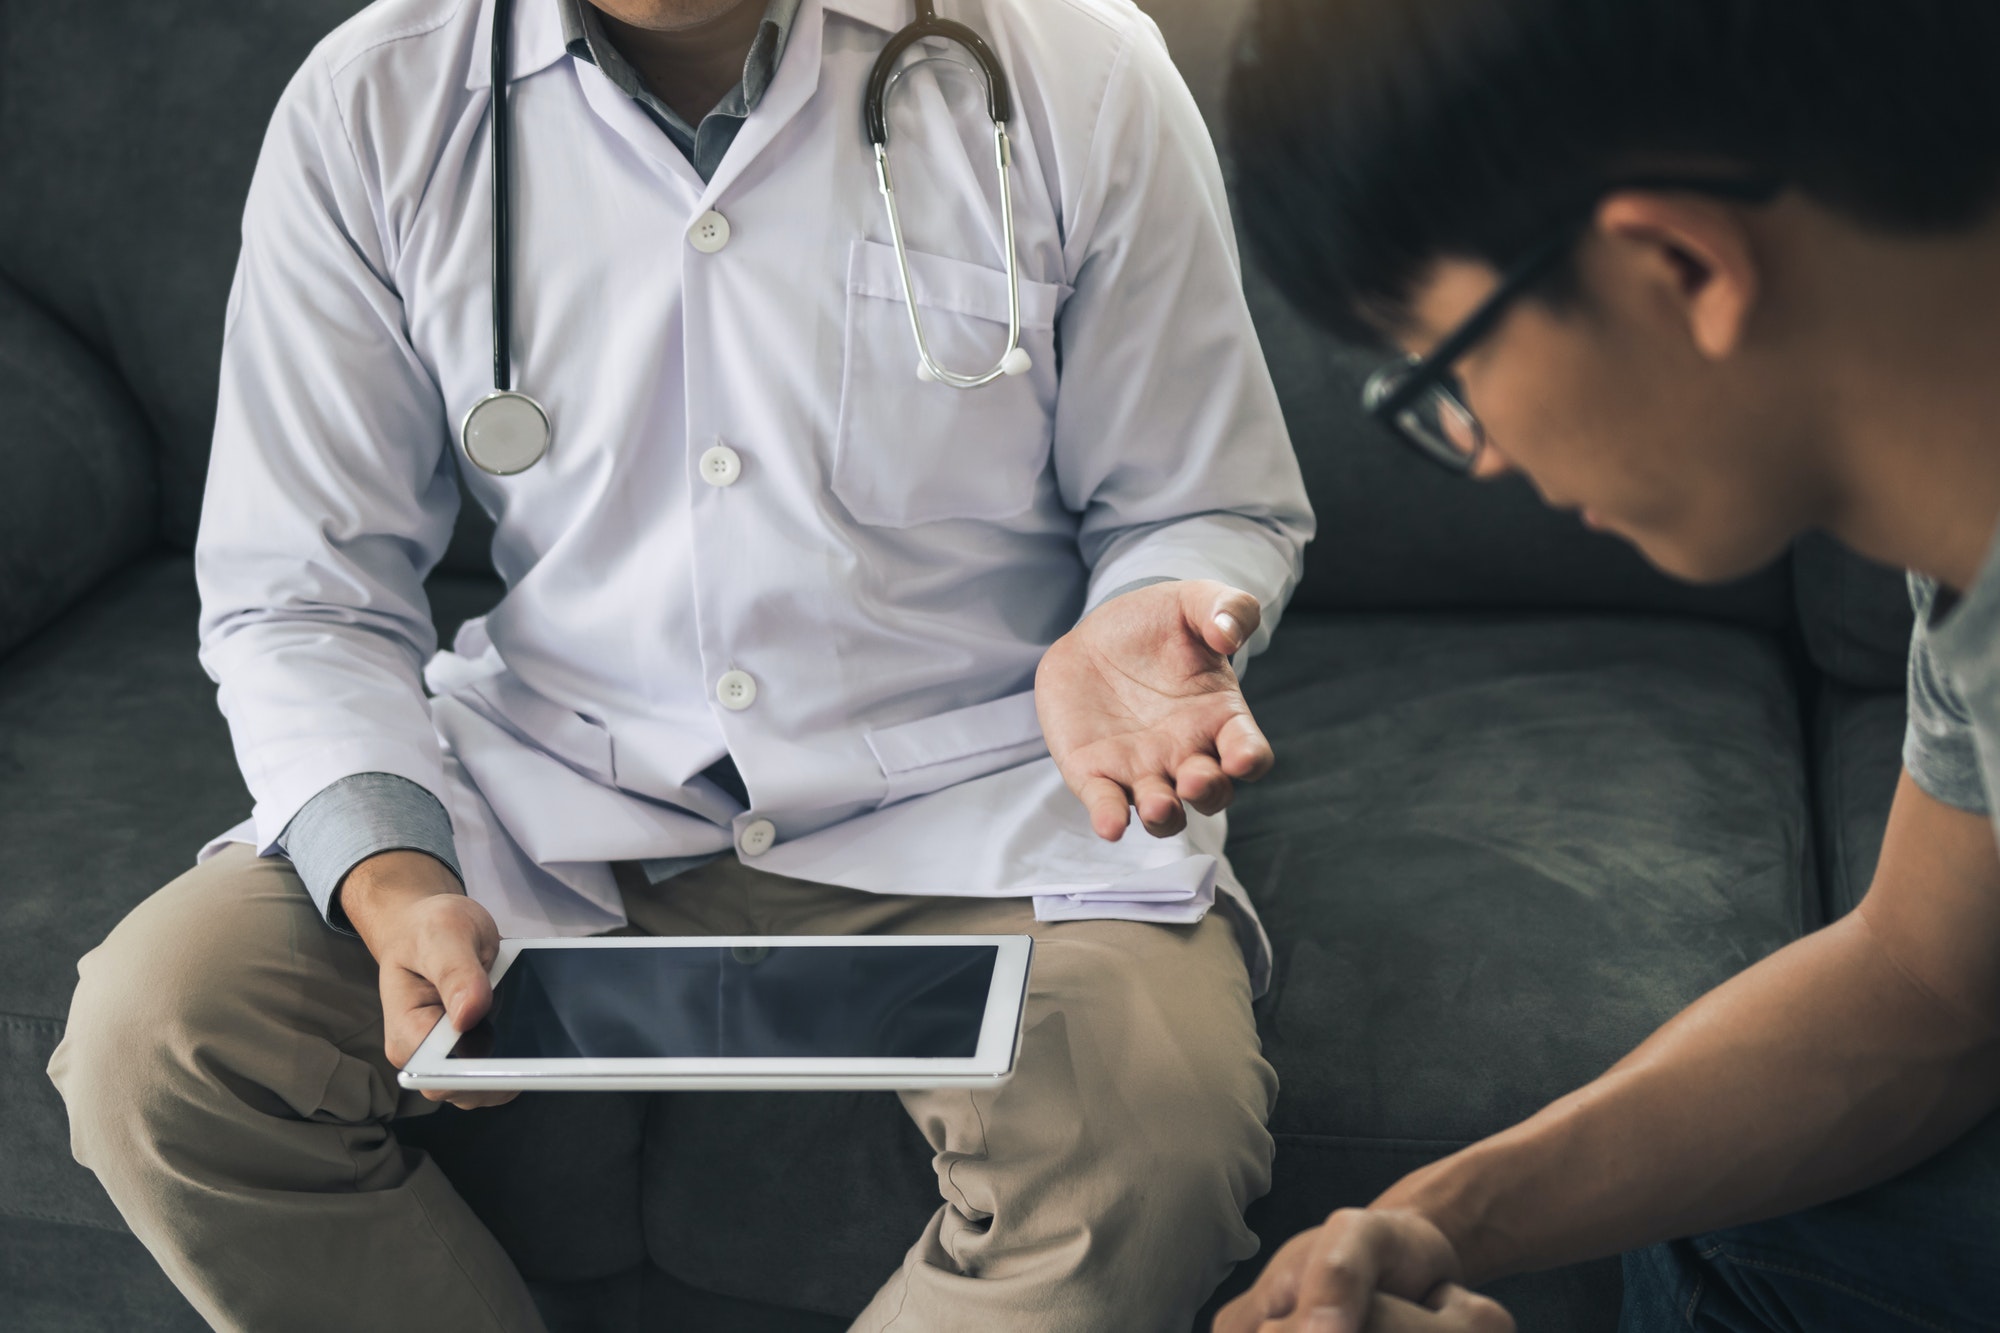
xmin=1036 ymin=579 xmax=1276 ymax=839
xmin=1212 ymin=1208 xmax=1511 ymax=1333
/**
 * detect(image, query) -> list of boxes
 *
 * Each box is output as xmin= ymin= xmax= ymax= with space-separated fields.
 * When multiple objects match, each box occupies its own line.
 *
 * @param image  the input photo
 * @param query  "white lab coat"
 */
xmin=195 ymin=0 xmax=1312 ymax=992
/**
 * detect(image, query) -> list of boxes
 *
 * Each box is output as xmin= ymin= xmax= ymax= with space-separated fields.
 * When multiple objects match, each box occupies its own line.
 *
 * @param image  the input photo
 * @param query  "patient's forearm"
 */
xmin=1378 ymin=902 xmax=2000 ymax=1283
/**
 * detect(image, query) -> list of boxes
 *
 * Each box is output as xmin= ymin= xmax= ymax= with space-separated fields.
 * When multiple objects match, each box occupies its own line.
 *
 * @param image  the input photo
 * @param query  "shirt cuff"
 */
xmin=277 ymin=772 xmax=462 ymax=933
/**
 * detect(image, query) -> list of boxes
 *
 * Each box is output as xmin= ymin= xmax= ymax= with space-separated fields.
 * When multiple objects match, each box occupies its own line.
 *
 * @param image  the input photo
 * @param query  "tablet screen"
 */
xmin=448 ymin=943 xmax=1000 ymax=1061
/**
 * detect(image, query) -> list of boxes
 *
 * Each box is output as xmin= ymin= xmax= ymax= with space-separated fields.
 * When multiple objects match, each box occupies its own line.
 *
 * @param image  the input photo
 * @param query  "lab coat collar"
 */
xmin=466 ymin=0 xmax=572 ymax=90
xmin=821 ymin=0 xmax=905 ymax=35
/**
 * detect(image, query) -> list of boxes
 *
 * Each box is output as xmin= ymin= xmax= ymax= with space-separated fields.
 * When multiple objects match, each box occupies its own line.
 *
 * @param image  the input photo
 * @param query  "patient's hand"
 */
xmin=1212 ymin=1208 xmax=1511 ymax=1333
xmin=1036 ymin=580 xmax=1274 ymax=840
xmin=342 ymin=850 xmax=517 ymax=1111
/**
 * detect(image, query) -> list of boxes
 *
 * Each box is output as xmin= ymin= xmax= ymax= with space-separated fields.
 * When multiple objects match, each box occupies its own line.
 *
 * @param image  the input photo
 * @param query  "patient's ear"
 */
xmin=1595 ymin=192 xmax=1761 ymax=363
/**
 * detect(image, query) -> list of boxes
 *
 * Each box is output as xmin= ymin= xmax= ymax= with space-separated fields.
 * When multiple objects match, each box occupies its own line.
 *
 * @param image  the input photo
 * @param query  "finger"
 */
xmin=1425 ymin=1285 xmax=1514 ymax=1333
xmin=380 ymin=967 xmax=446 ymax=1068
xmin=1215 ymin=1229 xmax=1317 ymax=1331
xmin=1190 ymin=583 xmax=1264 ymax=658
xmin=445 ymin=1089 xmax=521 ymax=1112
xmin=419 ymin=918 xmax=497 ymax=1033
xmin=1317 ymin=1293 xmax=1435 ymax=1333
xmin=1176 ymin=753 xmax=1235 ymax=815
xmin=1217 ymin=710 xmax=1276 ymax=781
xmin=1291 ymin=1215 xmax=1382 ymax=1333
xmin=1078 ymin=774 xmax=1133 ymax=841
xmin=1133 ymin=773 xmax=1187 ymax=836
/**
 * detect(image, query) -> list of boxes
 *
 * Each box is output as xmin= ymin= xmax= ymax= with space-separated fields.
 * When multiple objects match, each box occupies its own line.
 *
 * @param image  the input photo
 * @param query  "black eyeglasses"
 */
xmin=1361 ymin=174 xmax=1783 ymax=474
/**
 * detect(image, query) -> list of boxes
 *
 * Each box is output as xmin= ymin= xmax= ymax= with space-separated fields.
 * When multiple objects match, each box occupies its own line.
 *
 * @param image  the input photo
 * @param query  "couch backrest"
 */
xmin=3 ymin=0 xmax=1868 ymax=637
xmin=0 ymin=0 xmax=363 ymax=550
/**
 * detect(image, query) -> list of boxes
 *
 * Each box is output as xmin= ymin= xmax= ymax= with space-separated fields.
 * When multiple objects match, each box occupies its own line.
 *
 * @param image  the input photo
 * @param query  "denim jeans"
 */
xmin=1619 ymin=1112 xmax=2000 ymax=1332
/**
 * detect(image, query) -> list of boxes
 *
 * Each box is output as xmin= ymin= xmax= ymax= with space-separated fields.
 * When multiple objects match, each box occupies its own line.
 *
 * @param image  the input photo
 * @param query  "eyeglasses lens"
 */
xmin=1393 ymin=378 xmax=1483 ymax=470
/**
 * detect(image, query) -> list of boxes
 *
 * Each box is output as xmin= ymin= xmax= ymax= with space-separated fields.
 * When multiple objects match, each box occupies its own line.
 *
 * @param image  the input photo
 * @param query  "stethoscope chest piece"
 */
xmin=460 ymin=390 xmax=551 ymax=476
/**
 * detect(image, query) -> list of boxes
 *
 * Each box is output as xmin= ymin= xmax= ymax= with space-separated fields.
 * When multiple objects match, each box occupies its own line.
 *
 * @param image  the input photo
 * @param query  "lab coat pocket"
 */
xmin=834 ymin=239 xmax=1064 ymax=527
xmin=866 ymin=689 xmax=1049 ymax=807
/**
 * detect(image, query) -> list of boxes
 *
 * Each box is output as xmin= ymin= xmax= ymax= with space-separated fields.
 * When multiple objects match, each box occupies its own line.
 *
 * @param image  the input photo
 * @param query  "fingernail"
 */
xmin=1214 ymin=611 xmax=1242 ymax=645
xmin=1304 ymin=1310 xmax=1342 ymax=1333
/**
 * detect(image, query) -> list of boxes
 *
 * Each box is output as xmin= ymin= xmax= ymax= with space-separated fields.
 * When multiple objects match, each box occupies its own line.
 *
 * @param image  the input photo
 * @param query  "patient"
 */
xmin=1217 ymin=1 xmax=2000 ymax=1329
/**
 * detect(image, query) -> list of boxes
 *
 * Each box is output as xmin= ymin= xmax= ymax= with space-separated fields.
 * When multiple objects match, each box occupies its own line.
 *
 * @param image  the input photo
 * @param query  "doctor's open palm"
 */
xmin=1037 ymin=580 xmax=1275 ymax=840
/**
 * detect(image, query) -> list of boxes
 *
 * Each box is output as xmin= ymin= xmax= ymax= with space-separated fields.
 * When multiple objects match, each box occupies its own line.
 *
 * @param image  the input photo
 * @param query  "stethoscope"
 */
xmin=459 ymin=0 xmax=1032 ymax=477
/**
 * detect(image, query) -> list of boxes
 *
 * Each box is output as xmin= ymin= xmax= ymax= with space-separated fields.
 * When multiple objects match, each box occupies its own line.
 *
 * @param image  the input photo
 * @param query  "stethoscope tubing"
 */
xmin=464 ymin=0 xmax=1027 ymax=477
xmin=865 ymin=0 xmax=1029 ymax=389
xmin=490 ymin=0 xmax=516 ymax=396
xmin=872 ymin=123 xmax=1024 ymax=389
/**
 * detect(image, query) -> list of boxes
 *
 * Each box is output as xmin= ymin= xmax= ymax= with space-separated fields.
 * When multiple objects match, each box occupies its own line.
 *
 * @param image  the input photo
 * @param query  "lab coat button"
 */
xmin=699 ymin=443 xmax=742 ymax=487
xmin=688 ymin=210 xmax=732 ymax=253
xmin=716 ymin=669 xmax=758 ymax=711
xmin=739 ymin=818 xmax=777 ymax=857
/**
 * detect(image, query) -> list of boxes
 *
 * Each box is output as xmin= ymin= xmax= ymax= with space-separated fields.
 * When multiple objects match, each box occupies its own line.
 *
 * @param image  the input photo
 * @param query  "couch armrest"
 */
xmin=0 ymin=274 xmax=156 ymax=659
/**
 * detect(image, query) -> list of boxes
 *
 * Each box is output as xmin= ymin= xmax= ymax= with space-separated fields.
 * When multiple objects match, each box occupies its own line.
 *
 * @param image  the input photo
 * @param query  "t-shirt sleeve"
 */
xmin=1904 ymin=573 xmax=1990 ymax=814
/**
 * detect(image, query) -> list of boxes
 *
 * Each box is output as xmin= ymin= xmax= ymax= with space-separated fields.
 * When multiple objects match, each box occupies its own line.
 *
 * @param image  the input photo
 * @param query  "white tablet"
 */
xmin=397 ymin=934 xmax=1033 ymax=1091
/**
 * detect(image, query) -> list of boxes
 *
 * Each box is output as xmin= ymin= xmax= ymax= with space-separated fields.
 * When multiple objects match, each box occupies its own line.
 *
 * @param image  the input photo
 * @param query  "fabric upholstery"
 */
xmin=0 ymin=0 xmax=1874 ymax=1328
xmin=1234 ymin=613 xmax=1811 ymax=1140
xmin=0 ymin=276 xmax=155 ymax=659
xmin=3 ymin=561 xmax=1812 ymax=1329
xmin=1792 ymin=534 xmax=1914 ymax=692
xmin=1814 ymin=687 xmax=1907 ymax=922
xmin=0 ymin=556 xmax=253 ymax=1025
xmin=397 ymin=1094 xmax=653 ymax=1283
xmin=0 ymin=1217 xmax=207 ymax=1333
xmin=0 ymin=0 xmax=368 ymax=547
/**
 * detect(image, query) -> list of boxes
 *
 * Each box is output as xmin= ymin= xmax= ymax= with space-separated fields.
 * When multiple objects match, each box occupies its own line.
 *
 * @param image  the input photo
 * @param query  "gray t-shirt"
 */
xmin=1904 ymin=551 xmax=2000 ymax=819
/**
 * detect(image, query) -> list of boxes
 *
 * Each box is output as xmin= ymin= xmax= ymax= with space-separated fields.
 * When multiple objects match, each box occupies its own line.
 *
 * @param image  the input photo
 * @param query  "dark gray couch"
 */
xmin=0 ymin=0 xmax=1936 ymax=1328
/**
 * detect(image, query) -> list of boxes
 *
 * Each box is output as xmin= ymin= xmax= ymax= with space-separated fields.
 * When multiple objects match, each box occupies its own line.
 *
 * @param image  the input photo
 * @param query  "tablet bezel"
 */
xmin=397 ymin=934 xmax=1033 ymax=1091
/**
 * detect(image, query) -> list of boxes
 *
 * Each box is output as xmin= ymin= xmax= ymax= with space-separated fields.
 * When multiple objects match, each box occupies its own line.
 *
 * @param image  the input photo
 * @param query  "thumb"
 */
xmin=439 ymin=960 xmax=493 ymax=1033
xmin=1188 ymin=583 xmax=1262 ymax=658
xmin=423 ymin=920 xmax=496 ymax=1032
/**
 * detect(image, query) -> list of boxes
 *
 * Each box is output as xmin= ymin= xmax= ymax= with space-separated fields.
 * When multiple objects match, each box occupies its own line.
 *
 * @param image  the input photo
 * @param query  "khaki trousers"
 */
xmin=49 ymin=845 xmax=1276 ymax=1332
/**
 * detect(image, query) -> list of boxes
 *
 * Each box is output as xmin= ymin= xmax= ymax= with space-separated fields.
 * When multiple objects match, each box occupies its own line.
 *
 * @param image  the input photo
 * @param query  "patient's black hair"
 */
xmin=1226 ymin=0 xmax=2000 ymax=348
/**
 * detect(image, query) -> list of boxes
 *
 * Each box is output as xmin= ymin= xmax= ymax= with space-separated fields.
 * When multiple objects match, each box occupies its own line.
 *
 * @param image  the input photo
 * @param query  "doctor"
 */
xmin=48 ymin=0 xmax=1312 ymax=1329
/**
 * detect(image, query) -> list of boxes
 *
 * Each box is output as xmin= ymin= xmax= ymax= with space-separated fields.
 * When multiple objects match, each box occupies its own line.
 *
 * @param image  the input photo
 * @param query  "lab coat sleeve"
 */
xmin=1052 ymin=17 xmax=1314 ymax=658
xmin=195 ymin=53 xmax=464 ymax=855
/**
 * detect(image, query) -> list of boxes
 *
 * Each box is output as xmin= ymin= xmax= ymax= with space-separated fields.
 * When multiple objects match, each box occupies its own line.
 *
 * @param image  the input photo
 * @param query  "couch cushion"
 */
xmin=1793 ymin=535 xmax=1914 ymax=692
xmin=611 ymin=613 xmax=1810 ymax=1325
xmin=1232 ymin=613 xmax=1811 ymax=1141
xmin=0 ymin=556 xmax=249 ymax=1025
xmin=0 ymin=0 xmax=370 ymax=547
xmin=0 ymin=554 xmax=503 ymax=1235
xmin=0 ymin=556 xmax=261 ymax=1232
xmin=397 ymin=1094 xmax=653 ymax=1283
xmin=644 ymin=1089 xmax=940 ymax=1317
xmin=1814 ymin=686 xmax=1906 ymax=922
xmin=0 ymin=276 xmax=156 ymax=660
xmin=0 ymin=1216 xmax=207 ymax=1333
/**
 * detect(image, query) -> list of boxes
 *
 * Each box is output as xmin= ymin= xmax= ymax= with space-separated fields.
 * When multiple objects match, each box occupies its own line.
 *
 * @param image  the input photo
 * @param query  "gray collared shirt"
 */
xmin=556 ymin=0 xmax=802 ymax=182
xmin=1907 ymin=559 xmax=2000 ymax=818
